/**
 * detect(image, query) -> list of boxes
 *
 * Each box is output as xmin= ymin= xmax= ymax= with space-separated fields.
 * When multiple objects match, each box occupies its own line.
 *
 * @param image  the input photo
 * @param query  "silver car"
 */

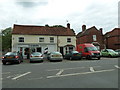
xmin=47 ymin=52 xmax=63 ymax=61
xmin=30 ymin=52 xmax=43 ymax=63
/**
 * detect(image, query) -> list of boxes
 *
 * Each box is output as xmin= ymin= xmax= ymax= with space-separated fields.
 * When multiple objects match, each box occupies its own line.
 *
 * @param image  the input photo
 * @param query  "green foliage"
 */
xmin=2 ymin=27 xmax=12 ymax=51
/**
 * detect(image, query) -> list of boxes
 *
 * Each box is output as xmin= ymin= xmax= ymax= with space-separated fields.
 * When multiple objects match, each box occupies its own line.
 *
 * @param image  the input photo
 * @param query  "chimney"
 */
xmin=99 ymin=28 xmax=103 ymax=34
xmin=67 ymin=23 xmax=70 ymax=29
xmin=82 ymin=25 xmax=86 ymax=32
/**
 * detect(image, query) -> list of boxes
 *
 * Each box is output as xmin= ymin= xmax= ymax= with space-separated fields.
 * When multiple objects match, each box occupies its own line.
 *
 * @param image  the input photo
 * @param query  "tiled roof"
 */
xmin=77 ymin=26 xmax=97 ymax=37
xmin=12 ymin=24 xmax=76 ymax=36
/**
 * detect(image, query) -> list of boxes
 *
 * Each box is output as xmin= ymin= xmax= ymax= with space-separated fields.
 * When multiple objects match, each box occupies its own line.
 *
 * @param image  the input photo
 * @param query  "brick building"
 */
xmin=76 ymin=25 xmax=104 ymax=50
xmin=104 ymin=28 xmax=120 ymax=50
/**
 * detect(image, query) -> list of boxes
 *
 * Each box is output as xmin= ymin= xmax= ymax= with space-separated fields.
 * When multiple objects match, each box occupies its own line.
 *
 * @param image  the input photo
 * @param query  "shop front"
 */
xmin=14 ymin=43 xmax=57 ymax=59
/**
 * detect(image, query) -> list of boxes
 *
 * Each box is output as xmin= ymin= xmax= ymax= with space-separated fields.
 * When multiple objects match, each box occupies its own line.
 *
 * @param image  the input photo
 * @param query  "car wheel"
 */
xmin=17 ymin=60 xmax=21 ymax=64
xmin=69 ymin=57 xmax=72 ymax=60
xmin=3 ymin=62 xmax=6 ymax=65
xmin=98 ymin=57 xmax=101 ymax=60
xmin=108 ymin=54 xmax=112 ymax=58
xmin=86 ymin=55 xmax=91 ymax=60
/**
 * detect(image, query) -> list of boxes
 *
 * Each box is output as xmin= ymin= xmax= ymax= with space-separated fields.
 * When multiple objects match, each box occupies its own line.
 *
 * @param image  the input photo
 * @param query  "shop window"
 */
xmin=50 ymin=37 xmax=54 ymax=43
xmin=19 ymin=37 xmax=24 ymax=42
xmin=67 ymin=38 xmax=71 ymax=43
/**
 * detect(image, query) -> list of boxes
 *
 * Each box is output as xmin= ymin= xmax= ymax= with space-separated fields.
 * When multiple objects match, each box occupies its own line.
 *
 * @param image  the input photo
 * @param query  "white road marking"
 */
xmin=56 ymin=69 xmax=64 ymax=76
xmin=28 ymin=77 xmax=43 ymax=80
xmin=2 ymin=72 xmax=11 ymax=74
xmin=12 ymin=72 xmax=31 ymax=80
xmin=90 ymin=67 xmax=95 ymax=72
xmin=47 ymin=69 xmax=115 ymax=78
xmin=47 ymin=66 xmax=101 ymax=71
xmin=47 ymin=67 xmax=86 ymax=71
xmin=114 ymin=65 xmax=120 ymax=69
xmin=0 ymin=78 xmax=3 ymax=80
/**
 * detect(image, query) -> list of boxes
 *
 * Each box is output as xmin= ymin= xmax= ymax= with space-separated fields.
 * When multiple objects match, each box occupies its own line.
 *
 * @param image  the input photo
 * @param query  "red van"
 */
xmin=76 ymin=43 xmax=101 ymax=60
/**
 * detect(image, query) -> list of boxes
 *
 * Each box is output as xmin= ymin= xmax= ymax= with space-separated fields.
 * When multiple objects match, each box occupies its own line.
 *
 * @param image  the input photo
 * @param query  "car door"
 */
xmin=102 ymin=50 xmax=109 ymax=56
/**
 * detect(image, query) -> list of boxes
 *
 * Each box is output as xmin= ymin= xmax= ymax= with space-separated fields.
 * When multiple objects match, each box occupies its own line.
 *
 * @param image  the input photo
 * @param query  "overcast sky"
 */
xmin=0 ymin=0 xmax=119 ymax=34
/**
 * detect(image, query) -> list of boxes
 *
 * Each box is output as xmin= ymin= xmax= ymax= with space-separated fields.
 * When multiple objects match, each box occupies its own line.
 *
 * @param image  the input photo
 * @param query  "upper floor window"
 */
xmin=93 ymin=35 xmax=97 ymax=41
xmin=67 ymin=38 xmax=71 ymax=43
xmin=39 ymin=37 xmax=44 ymax=42
xmin=50 ymin=37 xmax=54 ymax=43
xmin=18 ymin=37 xmax=24 ymax=42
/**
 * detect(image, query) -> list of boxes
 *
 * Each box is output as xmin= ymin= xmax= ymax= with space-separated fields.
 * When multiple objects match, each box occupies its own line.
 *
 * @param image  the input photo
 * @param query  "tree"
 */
xmin=2 ymin=27 xmax=12 ymax=51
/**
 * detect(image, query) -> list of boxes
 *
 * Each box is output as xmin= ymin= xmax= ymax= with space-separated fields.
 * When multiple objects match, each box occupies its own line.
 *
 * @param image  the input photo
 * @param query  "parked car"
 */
xmin=115 ymin=49 xmax=120 ymax=57
xmin=76 ymin=44 xmax=101 ymax=60
xmin=47 ymin=52 xmax=63 ymax=61
xmin=30 ymin=52 xmax=43 ymax=63
xmin=101 ymin=49 xmax=119 ymax=57
xmin=2 ymin=52 xmax=23 ymax=65
xmin=64 ymin=51 xmax=82 ymax=60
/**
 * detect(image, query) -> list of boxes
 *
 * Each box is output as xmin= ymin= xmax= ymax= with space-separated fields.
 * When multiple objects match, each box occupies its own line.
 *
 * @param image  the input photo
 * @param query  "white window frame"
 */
xmin=39 ymin=37 xmax=44 ymax=42
xmin=67 ymin=38 xmax=71 ymax=43
xmin=50 ymin=37 xmax=54 ymax=43
xmin=93 ymin=35 xmax=97 ymax=41
xmin=18 ymin=37 xmax=24 ymax=42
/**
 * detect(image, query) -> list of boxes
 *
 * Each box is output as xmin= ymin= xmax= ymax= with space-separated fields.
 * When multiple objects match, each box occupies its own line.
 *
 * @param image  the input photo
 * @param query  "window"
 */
xmin=50 ymin=37 xmax=54 ymax=43
xmin=19 ymin=37 xmax=24 ymax=42
xmin=93 ymin=35 xmax=97 ymax=41
xmin=67 ymin=38 xmax=71 ymax=43
xmin=39 ymin=37 xmax=44 ymax=42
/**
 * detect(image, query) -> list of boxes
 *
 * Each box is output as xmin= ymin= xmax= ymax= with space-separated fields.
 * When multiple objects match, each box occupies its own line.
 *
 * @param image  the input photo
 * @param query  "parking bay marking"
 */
xmin=56 ymin=69 xmax=64 ymax=76
xmin=47 ymin=69 xmax=115 ymax=78
xmin=114 ymin=65 xmax=120 ymax=69
xmin=90 ymin=67 xmax=95 ymax=72
xmin=12 ymin=72 xmax=31 ymax=80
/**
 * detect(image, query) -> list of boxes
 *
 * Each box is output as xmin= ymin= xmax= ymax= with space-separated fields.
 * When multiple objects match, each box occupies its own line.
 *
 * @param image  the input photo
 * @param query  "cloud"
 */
xmin=16 ymin=1 xmax=48 ymax=8
xmin=0 ymin=0 xmax=119 ymax=35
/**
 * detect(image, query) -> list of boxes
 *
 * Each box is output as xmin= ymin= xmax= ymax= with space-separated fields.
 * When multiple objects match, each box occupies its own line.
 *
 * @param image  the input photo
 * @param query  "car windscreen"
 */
xmin=86 ymin=47 xmax=98 ymax=51
xmin=31 ymin=52 xmax=42 ymax=56
xmin=72 ymin=51 xmax=79 ymax=53
xmin=107 ymin=49 xmax=116 ymax=53
xmin=5 ymin=52 xmax=17 ymax=56
xmin=51 ymin=52 xmax=61 ymax=55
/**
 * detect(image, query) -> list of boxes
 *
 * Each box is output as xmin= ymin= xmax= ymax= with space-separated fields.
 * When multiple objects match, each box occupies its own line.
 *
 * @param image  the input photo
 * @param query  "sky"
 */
xmin=0 ymin=0 xmax=119 ymax=34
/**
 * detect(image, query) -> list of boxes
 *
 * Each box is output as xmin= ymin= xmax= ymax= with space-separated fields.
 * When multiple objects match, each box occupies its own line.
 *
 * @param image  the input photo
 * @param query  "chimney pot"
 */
xmin=82 ymin=25 xmax=86 ymax=31
xmin=67 ymin=23 xmax=70 ymax=29
xmin=99 ymin=28 xmax=103 ymax=34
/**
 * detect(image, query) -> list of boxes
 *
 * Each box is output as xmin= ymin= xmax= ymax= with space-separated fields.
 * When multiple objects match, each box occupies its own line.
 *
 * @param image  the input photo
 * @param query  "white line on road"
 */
xmin=56 ymin=69 xmax=64 ymax=76
xmin=114 ymin=65 xmax=120 ymax=69
xmin=47 ymin=69 xmax=115 ymax=79
xmin=90 ymin=67 xmax=95 ymax=72
xmin=47 ymin=66 xmax=101 ymax=71
xmin=2 ymin=72 xmax=11 ymax=74
xmin=12 ymin=72 xmax=31 ymax=80
xmin=28 ymin=77 xmax=43 ymax=80
xmin=0 ymin=78 xmax=3 ymax=80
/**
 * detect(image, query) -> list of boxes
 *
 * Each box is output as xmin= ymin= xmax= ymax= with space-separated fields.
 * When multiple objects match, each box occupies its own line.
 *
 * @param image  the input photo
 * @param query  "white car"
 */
xmin=47 ymin=52 xmax=63 ymax=61
xmin=30 ymin=52 xmax=43 ymax=63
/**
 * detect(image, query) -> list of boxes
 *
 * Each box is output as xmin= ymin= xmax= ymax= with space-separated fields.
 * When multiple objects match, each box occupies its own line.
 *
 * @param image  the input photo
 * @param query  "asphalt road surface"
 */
xmin=1 ymin=57 xmax=119 ymax=88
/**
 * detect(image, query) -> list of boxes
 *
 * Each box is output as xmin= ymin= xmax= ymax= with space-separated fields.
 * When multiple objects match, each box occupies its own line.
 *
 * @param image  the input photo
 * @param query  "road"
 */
xmin=1 ymin=57 xmax=119 ymax=88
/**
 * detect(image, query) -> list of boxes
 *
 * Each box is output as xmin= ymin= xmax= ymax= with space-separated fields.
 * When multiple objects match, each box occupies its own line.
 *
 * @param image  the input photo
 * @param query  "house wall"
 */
xmin=76 ymin=28 xmax=104 ymax=50
xmin=12 ymin=35 xmax=58 ymax=58
xmin=105 ymin=29 xmax=120 ymax=50
xmin=58 ymin=36 xmax=76 ymax=47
